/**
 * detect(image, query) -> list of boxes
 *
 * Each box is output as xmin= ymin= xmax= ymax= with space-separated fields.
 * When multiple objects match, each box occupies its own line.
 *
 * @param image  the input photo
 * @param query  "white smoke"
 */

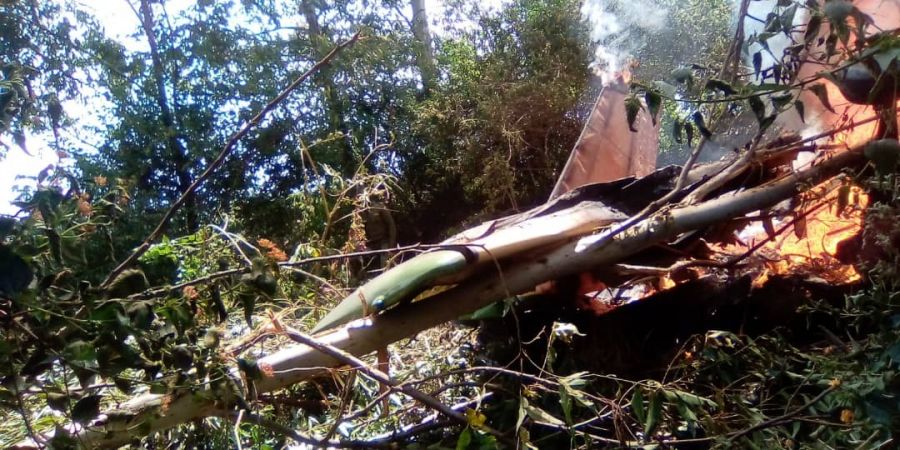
xmin=580 ymin=0 xmax=669 ymax=79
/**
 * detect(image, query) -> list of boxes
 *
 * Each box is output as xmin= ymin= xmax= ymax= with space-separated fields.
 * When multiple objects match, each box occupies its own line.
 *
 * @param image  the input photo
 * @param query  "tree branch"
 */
xmin=100 ymin=31 xmax=362 ymax=289
xmin=23 ymin=145 xmax=865 ymax=448
xmin=274 ymin=321 xmax=513 ymax=446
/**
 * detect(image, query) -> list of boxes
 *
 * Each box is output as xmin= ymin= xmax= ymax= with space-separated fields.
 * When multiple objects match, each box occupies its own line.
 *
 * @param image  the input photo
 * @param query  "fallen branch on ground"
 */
xmin=16 ymin=143 xmax=867 ymax=448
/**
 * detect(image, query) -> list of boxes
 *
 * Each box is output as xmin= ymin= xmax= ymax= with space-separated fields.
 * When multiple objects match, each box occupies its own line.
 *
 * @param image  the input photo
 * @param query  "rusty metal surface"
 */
xmin=549 ymin=78 xmax=660 ymax=199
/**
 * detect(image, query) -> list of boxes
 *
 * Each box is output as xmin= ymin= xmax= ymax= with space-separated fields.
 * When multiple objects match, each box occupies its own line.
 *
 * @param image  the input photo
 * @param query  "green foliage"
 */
xmin=404 ymin=0 xmax=592 ymax=239
xmin=0 ymin=0 xmax=897 ymax=447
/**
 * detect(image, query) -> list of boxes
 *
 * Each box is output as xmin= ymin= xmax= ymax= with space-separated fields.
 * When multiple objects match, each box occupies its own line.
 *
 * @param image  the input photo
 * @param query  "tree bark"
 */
xmin=299 ymin=0 xmax=357 ymax=176
xmin=137 ymin=0 xmax=197 ymax=231
xmin=410 ymin=0 xmax=437 ymax=94
xmin=18 ymin=146 xmax=865 ymax=448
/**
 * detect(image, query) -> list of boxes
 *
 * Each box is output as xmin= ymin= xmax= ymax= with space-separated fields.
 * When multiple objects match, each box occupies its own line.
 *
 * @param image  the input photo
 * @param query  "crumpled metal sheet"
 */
xmin=549 ymin=78 xmax=660 ymax=199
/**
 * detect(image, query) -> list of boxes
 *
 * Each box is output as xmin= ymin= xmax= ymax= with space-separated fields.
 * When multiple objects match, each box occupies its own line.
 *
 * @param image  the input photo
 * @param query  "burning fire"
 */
xmin=747 ymin=181 xmax=868 ymax=284
xmin=570 ymin=0 xmax=893 ymax=316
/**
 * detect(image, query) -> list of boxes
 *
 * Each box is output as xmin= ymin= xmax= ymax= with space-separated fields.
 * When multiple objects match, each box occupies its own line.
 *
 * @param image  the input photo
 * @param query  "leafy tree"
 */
xmin=401 ymin=0 xmax=594 ymax=241
xmin=0 ymin=1 xmax=95 ymax=158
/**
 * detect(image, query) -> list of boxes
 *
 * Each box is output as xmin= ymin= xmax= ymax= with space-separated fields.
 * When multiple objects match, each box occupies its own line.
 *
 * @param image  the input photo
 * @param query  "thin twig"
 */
xmin=271 ymin=320 xmax=514 ymax=446
xmin=101 ymin=31 xmax=363 ymax=289
xmin=727 ymin=385 xmax=837 ymax=442
xmin=228 ymin=412 xmax=374 ymax=448
xmin=15 ymin=389 xmax=44 ymax=449
xmin=127 ymin=242 xmax=471 ymax=300
xmin=209 ymin=224 xmax=254 ymax=266
xmin=684 ymin=132 xmax=763 ymax=204
xmin=323 ymin=371 xmax=357 ymax=442
xmin=233 ymin=409 xmax=244 ymax=450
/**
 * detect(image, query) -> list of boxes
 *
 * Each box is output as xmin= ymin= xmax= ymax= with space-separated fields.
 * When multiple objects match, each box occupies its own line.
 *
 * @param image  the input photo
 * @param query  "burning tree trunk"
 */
xmin=18 ymin=136 xmax=874 ymax=448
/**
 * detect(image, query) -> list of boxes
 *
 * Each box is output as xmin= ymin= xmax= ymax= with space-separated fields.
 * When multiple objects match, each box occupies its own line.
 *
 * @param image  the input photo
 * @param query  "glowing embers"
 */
xmin=723 ymin=179 xmax=869 ymax=284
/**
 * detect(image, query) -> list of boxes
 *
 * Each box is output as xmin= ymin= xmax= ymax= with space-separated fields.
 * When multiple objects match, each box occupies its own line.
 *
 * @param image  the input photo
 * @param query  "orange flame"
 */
xmin=760 ymin=183 xmax=867 ymax=283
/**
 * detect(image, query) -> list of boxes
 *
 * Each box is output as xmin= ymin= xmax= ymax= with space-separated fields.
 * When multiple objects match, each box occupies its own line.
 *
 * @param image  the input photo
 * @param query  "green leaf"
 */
xmin=241 ymin=292 xmax=256 ymax=328
xmin=759 ymin=115 xmax=777 ymax=132
xmin=805 ymin=14 xmax=823 ymax=43
xmin=863 ymin=139 xmax=900 ymax=175
xmin=771 ymin=93 xmax=793 ymax=109
xmin=72 ymin=395 xmax=102 ymax=424
xmin=0 ymin=245 xmax=33 ymax=297
xmin=170 ymin=345 xmax=193 ymax=371
xmin=780 ymin=4 xmax=798 ymax=34
xmin=21 ymin=349 xmax=53 ymax=378
xmin=0 ymin=216 xmax=16 ymax=237
xmin=125 ymin=301 xmax=154 ymax=330
xmin=753 ymin=52 xmax=762 ymax=79
xmin=203 ymin=328 xmax=222 ymax=349
xmin=625 ymin=94 xmax=643 ymax=132
xmin=644 ymin=91 xmax=662 ymax=126
xmin=885 ymin=342 xmax=900 ymax=366
xmin=691 ymin=112 xmax=712 ymax=138
xmin=48 ymin=432 xmax=78 ymax=449
xmin=525 ymin=402 xmax=565 ymax=426
xmin=516 ymin=398 xmax=528 ymax=430
xmin=210 ymin=285 xmax=227 ymax=323
xmin=757 ymin=31 xmax=777 ymax=49
xmin=106 ymin=269 xmax=149 ymax=299
xmin=705 ymin=79 xmax=737 ymax=95
xmin=666 ymin=389 xmax=717 ymax=408
xmin=824 ymin=0 xmax=854 ymax=23
xmin=675 ymin=399 xmax=698 ymax=422
xmin=64 ymin=340 xmax=96 ymax=362
xmin=456 ymin=427 xmax=473 ymax=450
xmin=871 ymin=47 xmax=900 ymax=73
xmin=671 ymin=67 xmax=693 ymax=83
xmin=748 ymin=96 xmax=767 ymax=123
xmin=764 ymin=13 xmax=780 ymax=33
xmin=45 ymin=228 xmax=62 ymax=264
xmin=46 ymin=392 xmax=71 ymax=412
xmin=237 ymin=357 xmax=262 ymax=380
xmin=644 ymin=391 xmax=662 ymax=437
xmin=518 ymin=428 xmax=538 ymax=450
xmin=559 ymin=384 xmax=573 ymax=425
xmin=653 ymin=81 xmax=677 ymax=98
xmin=631 ymin=387 xmax=646 ymax=424
xmin=673 ymin=119 xmax=683 ymax=144
xmin=794 ymin=100 xmax=806 ymax=123
xmin=471 ymin=431 xmax=498 ymax=450
xmin=748 ymin=83 xmax=792 ymax=92
xmin=808 ymin=84 xmax=835 ymax=113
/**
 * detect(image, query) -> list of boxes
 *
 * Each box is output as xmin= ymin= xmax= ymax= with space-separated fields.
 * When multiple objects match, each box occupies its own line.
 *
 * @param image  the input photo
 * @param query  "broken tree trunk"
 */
xmin=19 ymin=146 xmax=866 ymax=448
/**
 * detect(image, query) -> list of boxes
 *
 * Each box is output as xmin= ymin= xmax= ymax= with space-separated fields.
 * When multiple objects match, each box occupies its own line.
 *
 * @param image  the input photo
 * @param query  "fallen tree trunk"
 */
xmin=22 ymin=147 xmax=865 ymax=448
